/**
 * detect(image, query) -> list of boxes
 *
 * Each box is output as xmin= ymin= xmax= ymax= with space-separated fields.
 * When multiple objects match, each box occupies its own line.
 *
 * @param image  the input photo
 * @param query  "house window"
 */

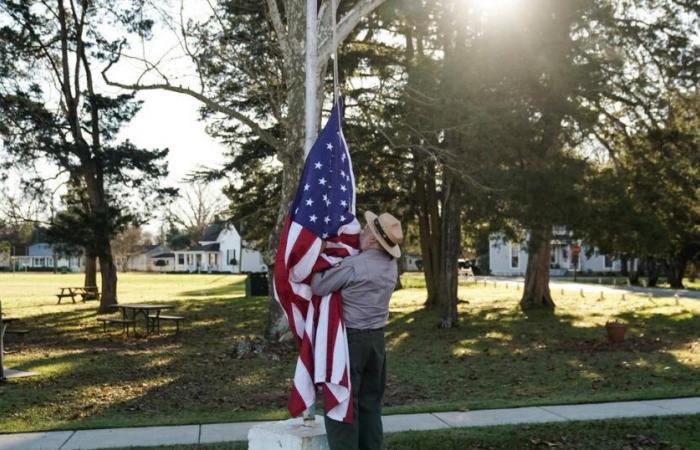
xmin=186 ymin=254 xmax=192 ymax=265
xmin=562 ymin=248 xmax=568 ymax=260
xmin=604 ymin=254 xmax=614 ymax=269
xmin=227 ymin=249 xmax=237 ymax=265
xmin=209 ymin=253 xmax=217 ymax=266
xmin=510 ymin=244 xmax=520 ymax=269
xmin=178 ymin=254 xmax=184 ymax=265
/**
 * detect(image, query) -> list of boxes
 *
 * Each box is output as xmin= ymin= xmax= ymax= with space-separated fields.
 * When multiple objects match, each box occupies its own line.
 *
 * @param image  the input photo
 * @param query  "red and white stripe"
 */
xmin=274 ymin=216 xmax=361 ymax=423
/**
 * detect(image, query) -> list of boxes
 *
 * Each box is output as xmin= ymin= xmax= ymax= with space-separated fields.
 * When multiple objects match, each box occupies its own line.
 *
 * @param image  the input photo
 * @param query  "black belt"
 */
xmin=346 ymin=327 xmax=384 ymax=333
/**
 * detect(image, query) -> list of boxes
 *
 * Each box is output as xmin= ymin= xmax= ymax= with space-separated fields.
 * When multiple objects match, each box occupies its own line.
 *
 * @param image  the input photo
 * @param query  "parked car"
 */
xmin=458 ymin=258 xmax=481 ymax=276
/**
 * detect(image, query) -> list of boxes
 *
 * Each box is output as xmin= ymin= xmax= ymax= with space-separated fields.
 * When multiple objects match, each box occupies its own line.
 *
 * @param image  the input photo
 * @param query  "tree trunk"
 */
xmin=84 ymin=253 xmax=97 ymax=287
xmin=437 ymin=172 xmax=461 ymax=328
xmin=620 ymin=255 xmax=629 ymax=276
xmin=520 ymin=225 xmax=555 ymax=311
xmin=646 ymin=257 xmax=659 ymax=287
xmin=667 ymin=251 xmax=688 ymax=289
xmin=395 ymin=255 xmax=404 ymax=291
xmin=98 ymin=252 xmax=118 ymax=312
xmin=415 ymin=157 xmax=442 ymax=307
xmin=628 ymin=257 xmax=640 ymax=285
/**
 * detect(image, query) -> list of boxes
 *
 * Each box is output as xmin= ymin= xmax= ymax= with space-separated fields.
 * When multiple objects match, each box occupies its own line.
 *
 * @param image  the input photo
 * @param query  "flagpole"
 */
xmin=304 ymin=0 xmax=318 ymax=160
xmin=303 ymin=0 xmax=318 ymax=425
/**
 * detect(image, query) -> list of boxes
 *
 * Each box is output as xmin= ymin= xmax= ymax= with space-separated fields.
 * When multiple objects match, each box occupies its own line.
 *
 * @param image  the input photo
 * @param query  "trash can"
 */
xmin=245 ymin=272 xmax=269 ymax=297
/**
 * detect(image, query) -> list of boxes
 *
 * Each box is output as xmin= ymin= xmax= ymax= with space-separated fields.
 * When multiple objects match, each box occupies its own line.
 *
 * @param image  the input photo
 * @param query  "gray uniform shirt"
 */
xmin=310 ymin=248 xmax=397 ymax=329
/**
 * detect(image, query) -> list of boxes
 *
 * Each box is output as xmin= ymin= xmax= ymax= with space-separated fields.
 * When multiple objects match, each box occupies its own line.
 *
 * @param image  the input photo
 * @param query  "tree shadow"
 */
xmin=383 ymin=292 xmax=700 ymax=412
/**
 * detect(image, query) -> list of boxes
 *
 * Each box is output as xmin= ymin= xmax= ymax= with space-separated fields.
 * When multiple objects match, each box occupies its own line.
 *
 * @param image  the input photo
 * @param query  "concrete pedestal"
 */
xmin=248 ymin=416 xmax=329 ymax=450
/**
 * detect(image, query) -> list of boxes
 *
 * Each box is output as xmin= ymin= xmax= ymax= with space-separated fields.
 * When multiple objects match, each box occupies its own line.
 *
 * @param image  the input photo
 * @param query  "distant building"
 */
xmin=403 ymin=254 xmax=422 ymax=272
xmin=0 ymin=247 xmax=9 ymax=269
xmin=489 ymin=228 xmax=636 ymax=276
xmin=126 ymin=222 xmax=266 ymax=274
xmin=126 ymin=244 xmax=170 ymax=272
xmin=10 ymin=243 xmax=82 ymax=272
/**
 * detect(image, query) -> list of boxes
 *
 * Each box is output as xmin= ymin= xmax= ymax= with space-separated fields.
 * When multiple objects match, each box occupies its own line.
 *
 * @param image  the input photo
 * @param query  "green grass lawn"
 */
xmin=1 ymin=272 xmax=698 ymax=434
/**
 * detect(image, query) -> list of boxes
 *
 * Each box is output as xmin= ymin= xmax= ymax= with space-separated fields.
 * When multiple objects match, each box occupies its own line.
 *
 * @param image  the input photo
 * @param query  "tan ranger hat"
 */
xmin=364 ymin=211 xmax=403 ymax=258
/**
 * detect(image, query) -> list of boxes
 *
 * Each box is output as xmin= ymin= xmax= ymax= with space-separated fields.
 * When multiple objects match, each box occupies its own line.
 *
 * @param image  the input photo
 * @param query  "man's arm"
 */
xmin=311 ymin=263 xmax=354 ymax=297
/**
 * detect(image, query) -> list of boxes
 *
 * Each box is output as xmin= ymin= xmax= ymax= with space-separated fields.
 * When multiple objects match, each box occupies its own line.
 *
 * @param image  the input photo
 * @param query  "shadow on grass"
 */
xmin=383 ymin=298 xmax=700 ymax=411
xmin=1 ymin=292 xmax=294 ymax=432
xmin=177 ymin=280 xmax=246 ymax=298
xmin=3 ymin=285 xmax=700 ymax=433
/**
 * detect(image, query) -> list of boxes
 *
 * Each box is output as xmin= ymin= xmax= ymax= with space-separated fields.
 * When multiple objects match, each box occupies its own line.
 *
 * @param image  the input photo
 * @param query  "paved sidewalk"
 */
xmin=1 ymin=397 xmax=698 ymax=449
xmin=472 ymin=276 xmax=700 ymax=300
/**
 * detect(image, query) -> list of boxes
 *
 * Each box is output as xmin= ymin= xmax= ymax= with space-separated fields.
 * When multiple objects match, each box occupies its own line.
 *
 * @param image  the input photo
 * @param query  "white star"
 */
xmin=324 ymin=216 xmax=331 ymax=224
xmin=322 ymin=233 xmax=329 ymax=239
xmin=309 ymin=214 xmax=317 ymax=223
xmin=295 ymin=208 xmax=299 ymax=214
xmin=304 ymin=184 xmax=310 ymax=191
xmin=314 ymin=161 xmax=323 ymax=169
xmin=318 ymin=177 xmax=327 ymax=185
xmin=325 ymin=200 xmax=331 ymax=206
xmin=341 ymin=153 xmax=346 ymax=161
xmin=322 ymin=194 xmax=328 ymax=201
xmin=326 ymin=143 xmax=333 ymax=150
xmin=340 ymin=185 xmax=347 ymax=192
xmin=305 ymin=199 xmax=314 ymax=206
xmin=340 ymin=215 xmax=346 ymax=221
xmin=340 ymin=200 xmax=347 ymax=207
xmin=340 ymin=169 xmax=346 ymax=177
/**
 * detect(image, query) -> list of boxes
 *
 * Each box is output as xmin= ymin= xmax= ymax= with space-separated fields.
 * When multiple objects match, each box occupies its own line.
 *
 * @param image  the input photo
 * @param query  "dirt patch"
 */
xmin=384 ymin=380 xmax=429 ymax=406
xmin=555 ymin=337 xmax=667 ymax=353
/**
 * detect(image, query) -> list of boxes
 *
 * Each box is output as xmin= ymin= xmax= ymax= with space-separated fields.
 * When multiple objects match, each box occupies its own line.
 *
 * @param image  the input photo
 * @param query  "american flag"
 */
xmin=273 ymin=100 xmax=360 ymax=423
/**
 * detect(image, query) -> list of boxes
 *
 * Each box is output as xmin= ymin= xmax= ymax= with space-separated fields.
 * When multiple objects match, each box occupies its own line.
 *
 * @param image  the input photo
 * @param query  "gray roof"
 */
xmin=200 ymin=223 xmax=225 ymax=242
xmin=190 ymin=243 xmax=220 ymax=252
xmin=152 ymin=252 xmax=175 ymax=258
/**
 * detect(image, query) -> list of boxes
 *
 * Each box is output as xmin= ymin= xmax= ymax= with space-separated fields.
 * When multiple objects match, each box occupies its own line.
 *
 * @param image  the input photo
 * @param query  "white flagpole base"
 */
xmin=248 ymin=416 xmax=329 ymax=450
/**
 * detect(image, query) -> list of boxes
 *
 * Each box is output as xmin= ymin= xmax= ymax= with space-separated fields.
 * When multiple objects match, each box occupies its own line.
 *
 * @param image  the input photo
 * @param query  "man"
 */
xmin=311 ymin=211 xmax=403 ymax=450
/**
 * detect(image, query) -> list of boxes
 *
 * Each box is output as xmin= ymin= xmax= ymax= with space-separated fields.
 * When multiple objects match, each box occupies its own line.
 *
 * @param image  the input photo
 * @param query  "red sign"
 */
xmin=571 ymin=244 xmax=581 ymax=256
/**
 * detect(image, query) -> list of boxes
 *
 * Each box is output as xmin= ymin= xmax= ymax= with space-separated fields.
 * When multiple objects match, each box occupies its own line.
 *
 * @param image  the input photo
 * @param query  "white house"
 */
xmin=126 ymin=244 xmax=170 ymax=272
xmin=0 ymin=247 xmax=9 ymax=269
xmin=489 ymin=229 xmax=632 ymax=276
xmin=403 ymin=254 xmax=422 ymax=272
xmin=125 ymin=223 xmax=266 ymax=274
xmin=10 ymin=243 xmax=82 ymax=272
xmin=170 ymin=223 xmax=266 ymax=274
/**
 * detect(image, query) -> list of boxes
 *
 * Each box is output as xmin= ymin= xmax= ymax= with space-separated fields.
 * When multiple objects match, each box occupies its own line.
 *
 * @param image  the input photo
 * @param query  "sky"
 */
xmin=1 ymin=1 xmax=228 ymax=234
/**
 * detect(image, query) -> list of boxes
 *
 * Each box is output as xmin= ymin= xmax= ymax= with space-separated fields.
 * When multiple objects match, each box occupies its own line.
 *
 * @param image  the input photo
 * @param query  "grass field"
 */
xmin=1 ymin=272 xmax=699 ymax=433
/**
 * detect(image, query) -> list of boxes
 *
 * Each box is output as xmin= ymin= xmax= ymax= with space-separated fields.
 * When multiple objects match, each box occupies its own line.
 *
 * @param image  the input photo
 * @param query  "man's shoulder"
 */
xmin=337 ymin=251 xmax=365 ymax=268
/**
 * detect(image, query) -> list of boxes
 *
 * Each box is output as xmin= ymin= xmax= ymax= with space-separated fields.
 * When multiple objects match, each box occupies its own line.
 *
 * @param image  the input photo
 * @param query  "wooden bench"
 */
xmin=148 ymin=315 xmax=185 ymax=334
xmin=80 ymin=286 xmax=100 ymax=301
xmin=97 ymin=317 xmax=135 ymax=335
xmin=56 ymin=289 xmax=77 ymax=304
xmin=4 ymin=329 xmax=30 ymax=345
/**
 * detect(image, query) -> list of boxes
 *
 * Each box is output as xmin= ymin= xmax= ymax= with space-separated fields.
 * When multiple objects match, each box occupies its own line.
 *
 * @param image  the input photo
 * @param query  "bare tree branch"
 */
xmin=266 ymin=0 xmax=292 ymax=59
xmin=101 ymin=54 xmax=284 ymax=152
xmin=318 ymin=0 xmax=387 ymax=62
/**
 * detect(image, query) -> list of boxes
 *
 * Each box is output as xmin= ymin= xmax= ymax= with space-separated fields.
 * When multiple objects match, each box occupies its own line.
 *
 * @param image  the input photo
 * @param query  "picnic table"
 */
xmin=111 ymin=303 xmax=176 ymax=335
xmin=1 ymin=307 xmax=19 ymax=381
xmin=57 ymin=286 xmax=100 ymax=304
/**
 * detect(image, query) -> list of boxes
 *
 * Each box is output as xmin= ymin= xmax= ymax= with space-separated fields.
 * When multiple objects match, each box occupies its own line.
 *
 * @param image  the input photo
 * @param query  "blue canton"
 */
xmin=291 ymin=101 xmax=356 ymax=239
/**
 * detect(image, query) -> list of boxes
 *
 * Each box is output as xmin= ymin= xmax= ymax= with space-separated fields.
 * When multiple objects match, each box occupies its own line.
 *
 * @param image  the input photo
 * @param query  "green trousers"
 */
xmin=325 ymin=328 xmax=386 ymax=450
